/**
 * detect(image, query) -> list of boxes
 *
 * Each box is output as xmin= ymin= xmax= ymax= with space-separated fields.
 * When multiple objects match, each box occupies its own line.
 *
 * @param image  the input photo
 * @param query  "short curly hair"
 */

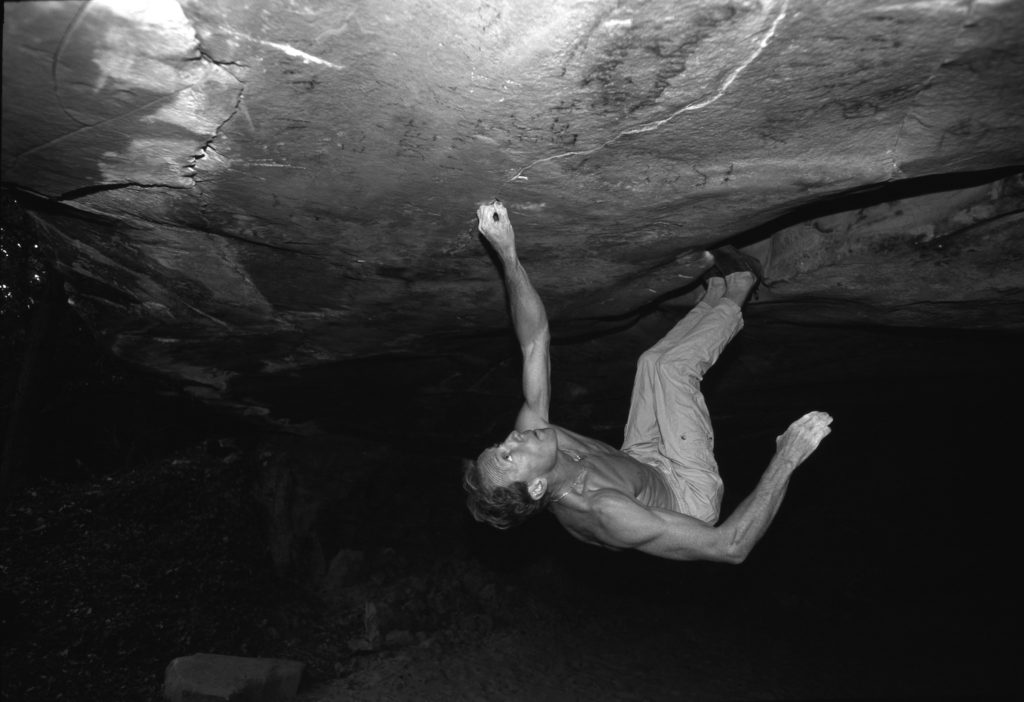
xmin=462 ymin=449 xmax=551 ymax=530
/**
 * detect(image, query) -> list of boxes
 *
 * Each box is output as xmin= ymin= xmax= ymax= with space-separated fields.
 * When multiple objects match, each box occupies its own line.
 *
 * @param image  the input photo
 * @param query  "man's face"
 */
xmin=483 ymin=427 xmax=559 ymax=487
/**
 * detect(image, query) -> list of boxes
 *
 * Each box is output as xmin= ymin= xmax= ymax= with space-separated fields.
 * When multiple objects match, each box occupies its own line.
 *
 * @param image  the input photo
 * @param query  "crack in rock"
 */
xmin=187 ymin=84 xmax=245 ymax=186
xmin=185 ymin=5 xmax=247 ymax=188
xmin=11 ymin=0 xmax=247 ymax=195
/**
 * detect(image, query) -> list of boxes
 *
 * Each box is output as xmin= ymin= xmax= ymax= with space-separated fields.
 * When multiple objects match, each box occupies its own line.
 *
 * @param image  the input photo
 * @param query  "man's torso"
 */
xmin=547 ymin=425 xmax=676 ymax=548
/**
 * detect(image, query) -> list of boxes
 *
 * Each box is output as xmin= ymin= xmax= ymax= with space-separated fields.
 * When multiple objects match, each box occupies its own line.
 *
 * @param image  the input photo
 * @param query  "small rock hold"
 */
xmin=163 ymin=653 xmax=304 ymax=702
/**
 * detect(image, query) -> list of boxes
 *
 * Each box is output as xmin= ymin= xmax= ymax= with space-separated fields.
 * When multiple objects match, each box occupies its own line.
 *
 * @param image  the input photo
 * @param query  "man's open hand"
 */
xmin=477 ymin=200 xmax=516 ymax=255
xmin=776 ymin=411 xmax=833 ymax=466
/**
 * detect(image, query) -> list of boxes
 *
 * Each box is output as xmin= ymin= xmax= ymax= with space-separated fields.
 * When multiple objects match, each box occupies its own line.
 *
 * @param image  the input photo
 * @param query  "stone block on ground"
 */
xmin=163 ymin=653 xmax=304 ymax=702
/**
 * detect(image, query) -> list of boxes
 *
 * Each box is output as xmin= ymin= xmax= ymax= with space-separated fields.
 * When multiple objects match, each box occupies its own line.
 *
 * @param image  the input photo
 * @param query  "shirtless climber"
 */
xmin=463 ymin=200 xmax=832 ymax=563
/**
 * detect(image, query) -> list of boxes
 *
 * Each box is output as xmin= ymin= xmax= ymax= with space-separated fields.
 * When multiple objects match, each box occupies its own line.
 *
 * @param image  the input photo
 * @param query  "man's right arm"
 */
xmin=591 ymin=411 xmax=833 ymax=562
xmin=476 ymin=200 xmax=551 ymax=429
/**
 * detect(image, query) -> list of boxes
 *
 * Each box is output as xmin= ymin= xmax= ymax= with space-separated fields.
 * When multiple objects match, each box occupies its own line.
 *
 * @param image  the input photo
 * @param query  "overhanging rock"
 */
xmin=3 ymin=0 xmax=1023 ymax=418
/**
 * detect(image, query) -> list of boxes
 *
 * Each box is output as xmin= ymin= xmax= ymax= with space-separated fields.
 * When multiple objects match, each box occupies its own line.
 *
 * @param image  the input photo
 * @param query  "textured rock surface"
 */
xmin=3 ymin=0 xmax=1023 ymax=420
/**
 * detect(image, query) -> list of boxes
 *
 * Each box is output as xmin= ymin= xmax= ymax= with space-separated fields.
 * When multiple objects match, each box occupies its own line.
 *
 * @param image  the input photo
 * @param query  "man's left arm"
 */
xmin=590 ymin=411 xmax=833 ymax=562
xmin=587 ymin=490 xmax=736 ymax=562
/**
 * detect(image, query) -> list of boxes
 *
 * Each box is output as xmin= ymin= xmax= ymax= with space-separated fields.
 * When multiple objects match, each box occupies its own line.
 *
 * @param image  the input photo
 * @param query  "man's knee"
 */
xmin=653 ymin=352 xmax=704 ymax=389
xmin=637 ymin=348 xmax=661 ymax=372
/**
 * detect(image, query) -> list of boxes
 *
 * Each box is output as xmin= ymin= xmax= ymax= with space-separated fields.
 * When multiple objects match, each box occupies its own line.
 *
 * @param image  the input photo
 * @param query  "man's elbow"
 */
xmin=720 ymin=545 xmax=748 ymax=565
xmin=665 ymin=543 xmax=746 ymax=564
xmin=716 ymin=530 xmax=751 ymax=565
xmin=521 ymin=325 xmax=550 ymax=354
xmin=659 ymin=535 xmax=748 ymax=564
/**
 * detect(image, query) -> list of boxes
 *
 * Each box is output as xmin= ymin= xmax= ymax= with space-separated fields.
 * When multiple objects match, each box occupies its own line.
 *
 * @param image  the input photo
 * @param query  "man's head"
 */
xmin=463 ymin=428 xmax=558 ymax=529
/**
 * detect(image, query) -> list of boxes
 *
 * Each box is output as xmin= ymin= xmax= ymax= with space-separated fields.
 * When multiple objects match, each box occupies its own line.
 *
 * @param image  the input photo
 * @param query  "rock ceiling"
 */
xmin=3 ymin=0 xmax=1023 ymax=422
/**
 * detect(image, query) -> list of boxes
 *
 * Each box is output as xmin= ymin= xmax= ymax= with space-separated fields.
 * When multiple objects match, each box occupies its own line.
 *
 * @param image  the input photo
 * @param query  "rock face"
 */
xmin=3 ymin=0 xmax=1023 ymax=421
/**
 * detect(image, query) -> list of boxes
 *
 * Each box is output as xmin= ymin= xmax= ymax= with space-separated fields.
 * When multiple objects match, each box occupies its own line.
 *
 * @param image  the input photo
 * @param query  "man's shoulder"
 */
xmin=586 ymin=489 xmax=645 ymax=518
xmin=551 ymin=490 xmax=635 ymax=550
xmin=554 ymin=489 xmax=656 ymax=551
xmin=558 ymin=490 xmax=648 ymax=536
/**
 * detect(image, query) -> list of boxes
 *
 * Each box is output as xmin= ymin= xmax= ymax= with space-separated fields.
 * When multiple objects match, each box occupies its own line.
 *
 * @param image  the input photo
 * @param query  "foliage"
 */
xmin=0 ymin=188 xmax=50 ymax=331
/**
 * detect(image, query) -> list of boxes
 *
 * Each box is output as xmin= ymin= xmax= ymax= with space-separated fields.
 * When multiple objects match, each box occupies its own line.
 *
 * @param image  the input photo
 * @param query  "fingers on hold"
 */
xmin=806 ymin=410 xmax=833 ymax=426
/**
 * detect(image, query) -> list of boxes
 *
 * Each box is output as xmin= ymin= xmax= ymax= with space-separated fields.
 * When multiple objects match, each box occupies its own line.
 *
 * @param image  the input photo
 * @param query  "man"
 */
xmin=464 ymin=200 xmax=832 ymax=563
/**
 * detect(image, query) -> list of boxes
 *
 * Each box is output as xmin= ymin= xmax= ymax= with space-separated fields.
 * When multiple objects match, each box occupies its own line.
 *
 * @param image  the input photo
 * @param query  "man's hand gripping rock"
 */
xmin=477 ymin=200 xmax=516 ymax=257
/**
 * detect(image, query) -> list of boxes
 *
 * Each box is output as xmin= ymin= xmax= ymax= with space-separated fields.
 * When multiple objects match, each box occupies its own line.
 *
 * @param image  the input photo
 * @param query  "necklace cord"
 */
xmin=551 ymin=464 xmax=587 ymax=503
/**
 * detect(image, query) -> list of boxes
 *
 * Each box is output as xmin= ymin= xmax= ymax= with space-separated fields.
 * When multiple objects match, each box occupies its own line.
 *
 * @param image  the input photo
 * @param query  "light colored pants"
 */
xmin=621 ymin=299 xmax=743 ymax=524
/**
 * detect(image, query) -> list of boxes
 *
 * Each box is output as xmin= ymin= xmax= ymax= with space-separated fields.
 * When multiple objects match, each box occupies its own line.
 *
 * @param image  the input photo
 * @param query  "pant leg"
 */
xmin=657 ymin=299 xmax=743 ymax=521
xmin=622 ymin=299 xmax=744 ymax=523
xmin=622 ymin=301 xmax=716 ymax=453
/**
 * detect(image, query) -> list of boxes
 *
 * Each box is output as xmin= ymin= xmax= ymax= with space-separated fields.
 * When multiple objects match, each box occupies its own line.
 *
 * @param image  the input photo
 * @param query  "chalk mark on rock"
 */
xmin=887 ymin=0 xmax=976 ymax=178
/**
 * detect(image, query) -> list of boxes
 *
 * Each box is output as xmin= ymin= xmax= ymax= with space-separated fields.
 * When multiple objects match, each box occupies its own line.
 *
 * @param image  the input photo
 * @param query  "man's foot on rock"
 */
xmin=701 ymin=276 xmax=727 ymax=305
xmin=673 ymin=250 xmax=716 ymax=283
xmin=709 ymin=245 xmax=764 ymax=300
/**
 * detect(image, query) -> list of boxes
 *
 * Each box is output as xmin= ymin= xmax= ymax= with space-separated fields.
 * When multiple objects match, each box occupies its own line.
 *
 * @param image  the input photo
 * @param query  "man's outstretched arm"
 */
xmin=476 ymin=200 xmax=551 ymax=428
xmin=715 ymin=411 xmax=833 ymax=561
xmin=592 ymin=411 xmax=833 ymax=562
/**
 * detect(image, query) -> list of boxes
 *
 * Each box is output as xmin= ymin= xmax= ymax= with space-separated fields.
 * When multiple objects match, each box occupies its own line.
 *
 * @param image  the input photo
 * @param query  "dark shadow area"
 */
xmin=2 ymin=241 xmax=1020 ymax=699
xmin=3 ymin=182 xmax=1020 ymax=702
xmin=1 ymin=192 xmax=251 ymax=494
